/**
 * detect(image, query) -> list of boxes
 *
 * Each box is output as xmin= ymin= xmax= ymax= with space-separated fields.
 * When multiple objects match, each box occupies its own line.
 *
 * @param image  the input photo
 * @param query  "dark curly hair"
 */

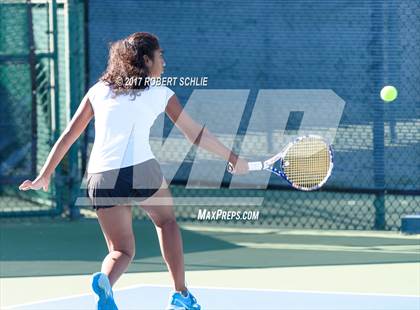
xmin=100 ymin=32 xmax=160 ymax=92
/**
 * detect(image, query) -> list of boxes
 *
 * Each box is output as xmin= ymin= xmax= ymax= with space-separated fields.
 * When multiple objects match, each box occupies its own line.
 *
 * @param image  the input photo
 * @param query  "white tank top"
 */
xmin=86 ymin=81 xmax=174 ymax=173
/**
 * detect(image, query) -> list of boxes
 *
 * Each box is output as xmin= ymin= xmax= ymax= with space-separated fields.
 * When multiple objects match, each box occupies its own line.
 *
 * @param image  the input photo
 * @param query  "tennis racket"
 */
xmin=229 ymin=135 xmax=333 ymax=191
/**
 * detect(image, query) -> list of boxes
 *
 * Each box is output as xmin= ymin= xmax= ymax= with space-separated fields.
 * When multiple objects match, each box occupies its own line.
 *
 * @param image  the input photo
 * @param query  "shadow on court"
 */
xmin=0 ymin=218 xmax=419 ymax=277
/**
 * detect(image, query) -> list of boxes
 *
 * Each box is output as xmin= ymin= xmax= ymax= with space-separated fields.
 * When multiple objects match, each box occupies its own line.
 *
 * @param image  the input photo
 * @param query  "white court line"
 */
xmin=236 ymin=242 xmax=420 ymax=255
xmin=3 ymin=284 xmax=153 ymax=309
xmin=3 ymin=292 xmax=92 ymax=309
xmin=117 ymin=284 xmax=420 ymax=299
xmin=181 ymin=224 xmax=420 ymax=239
xmin=6 ymin=282 xmax=419 ymax=309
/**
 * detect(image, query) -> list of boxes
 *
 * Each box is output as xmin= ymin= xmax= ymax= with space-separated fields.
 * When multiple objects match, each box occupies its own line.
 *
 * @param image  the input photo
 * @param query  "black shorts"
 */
xmin=86 ymin=159 xmax=164 ymax=210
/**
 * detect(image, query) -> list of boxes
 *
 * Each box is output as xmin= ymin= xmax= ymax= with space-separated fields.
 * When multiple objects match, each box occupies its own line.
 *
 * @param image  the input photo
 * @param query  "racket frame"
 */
xmin=248 ymin=135 xmax=334 ymax=191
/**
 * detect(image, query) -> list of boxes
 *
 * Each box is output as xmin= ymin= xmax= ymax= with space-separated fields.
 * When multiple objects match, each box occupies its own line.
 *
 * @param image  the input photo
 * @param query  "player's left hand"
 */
xmin=19 ymin=174 xmax=50 ymax=192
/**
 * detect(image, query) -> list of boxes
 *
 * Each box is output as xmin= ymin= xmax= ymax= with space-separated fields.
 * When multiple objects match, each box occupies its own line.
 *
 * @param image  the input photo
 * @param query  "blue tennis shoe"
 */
xmin=91 ymin=272 xmax=118 ymax=310
xmin=166 ymin=289 xmax=201 ymax=310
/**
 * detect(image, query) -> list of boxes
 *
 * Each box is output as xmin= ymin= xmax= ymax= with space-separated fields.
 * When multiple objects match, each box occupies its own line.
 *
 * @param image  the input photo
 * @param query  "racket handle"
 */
xmin=248 ymin=161 xmax=263 ymax=171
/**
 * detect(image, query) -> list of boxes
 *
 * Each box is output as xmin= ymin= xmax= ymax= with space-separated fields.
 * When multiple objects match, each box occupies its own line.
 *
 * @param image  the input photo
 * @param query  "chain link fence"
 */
xmin=86 ymin=0 xmax=419 ymax=230
xmin=1 ymin=1 xmax=418 ymax=230
xmin=0 ymin=0 xmax=59 ymax=215
xmin=0 ymin=0 xmax=86 ymax=217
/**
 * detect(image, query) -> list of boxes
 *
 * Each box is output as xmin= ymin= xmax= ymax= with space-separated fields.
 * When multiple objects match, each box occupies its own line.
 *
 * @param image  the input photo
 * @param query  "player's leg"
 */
xmin=140 ymin=179 xmax=186 ymax=292
xmin=133 ymin=159 xmax=200 ymax=309
xmin=96 ymin=205 xmax=135 ymax=286
xmin=140 ymin=183 xmax=200 ymax=309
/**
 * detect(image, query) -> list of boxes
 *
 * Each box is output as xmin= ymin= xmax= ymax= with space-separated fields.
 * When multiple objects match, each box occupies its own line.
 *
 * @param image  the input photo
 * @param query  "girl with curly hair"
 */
xmin=19 ymin=32 xmax=248 ymax=310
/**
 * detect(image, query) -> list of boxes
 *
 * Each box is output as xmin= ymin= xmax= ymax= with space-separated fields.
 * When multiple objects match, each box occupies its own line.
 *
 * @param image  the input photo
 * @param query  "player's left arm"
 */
xmin=19 ymin=94 xmax=94 ymax=191
xmin=165 ymin=94 xmax=248 ymax=174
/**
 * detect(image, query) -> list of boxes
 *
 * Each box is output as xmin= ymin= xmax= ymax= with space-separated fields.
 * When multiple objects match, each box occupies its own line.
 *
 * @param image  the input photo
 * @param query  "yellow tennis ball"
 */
xmin=380 ymin=86 xmax=398 ymax=102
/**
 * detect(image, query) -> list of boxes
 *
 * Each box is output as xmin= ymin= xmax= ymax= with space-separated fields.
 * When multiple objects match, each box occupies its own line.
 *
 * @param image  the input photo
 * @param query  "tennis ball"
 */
xmin=380 ymin=85 xmax=398 ymax=102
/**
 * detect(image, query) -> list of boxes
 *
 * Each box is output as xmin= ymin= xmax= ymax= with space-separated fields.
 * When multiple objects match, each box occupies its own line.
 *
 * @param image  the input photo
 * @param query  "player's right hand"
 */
xmin=228 ymin=157 xmax=249 ymax=175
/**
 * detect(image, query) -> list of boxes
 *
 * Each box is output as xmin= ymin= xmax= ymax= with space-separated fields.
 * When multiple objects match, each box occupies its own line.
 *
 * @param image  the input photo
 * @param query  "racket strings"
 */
xmin=283 ymin=137 xmax=331 ymax=190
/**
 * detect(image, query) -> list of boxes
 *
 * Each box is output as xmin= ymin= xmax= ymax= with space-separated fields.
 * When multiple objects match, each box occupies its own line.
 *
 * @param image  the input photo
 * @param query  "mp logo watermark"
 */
xmin=75 ymin=89 xmax=344 ymax=209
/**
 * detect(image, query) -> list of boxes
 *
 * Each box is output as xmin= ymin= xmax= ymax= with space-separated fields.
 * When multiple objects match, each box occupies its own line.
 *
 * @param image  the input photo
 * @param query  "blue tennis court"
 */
xmin=8 ymin=285 xmax=420 ymax=310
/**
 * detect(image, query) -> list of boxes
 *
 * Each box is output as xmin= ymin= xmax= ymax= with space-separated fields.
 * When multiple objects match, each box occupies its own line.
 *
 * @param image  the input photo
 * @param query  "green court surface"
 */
xmin=1 ymin=218 xmax=419 ymax=278
xmin=1 ymin=218 xmax=419 ymax=308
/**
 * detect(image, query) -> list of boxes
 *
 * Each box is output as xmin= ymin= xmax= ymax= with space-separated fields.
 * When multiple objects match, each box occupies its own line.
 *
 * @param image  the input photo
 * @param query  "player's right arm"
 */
xmin=165 ymin=94 xmax=248 ymax=174
xmin=19 ymin=94 xmax=94 ymax=191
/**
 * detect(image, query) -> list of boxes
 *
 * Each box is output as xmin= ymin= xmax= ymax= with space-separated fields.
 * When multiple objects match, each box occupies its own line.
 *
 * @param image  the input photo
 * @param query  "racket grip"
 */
xmin=248 ymin=161 xmax=263 ymax=171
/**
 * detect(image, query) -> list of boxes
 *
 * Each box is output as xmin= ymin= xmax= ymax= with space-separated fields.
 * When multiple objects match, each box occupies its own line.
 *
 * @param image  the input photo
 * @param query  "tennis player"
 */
xmin=19 ymin=32 xmax=248 ymax=310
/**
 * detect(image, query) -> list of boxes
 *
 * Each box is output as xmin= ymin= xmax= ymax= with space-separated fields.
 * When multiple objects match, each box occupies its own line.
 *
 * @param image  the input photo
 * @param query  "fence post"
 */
xmin=65 ymin=0 xmax=86 ymax=219
xmin=371 ymin=0 xmax=386 ymax=230
xmin=48 ymin=0 xmax=63 ymax=214
xmin=26 ymin=0 xmax=38 ymax=178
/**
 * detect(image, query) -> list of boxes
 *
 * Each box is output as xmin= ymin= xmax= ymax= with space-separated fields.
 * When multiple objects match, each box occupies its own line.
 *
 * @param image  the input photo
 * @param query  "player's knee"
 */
xmin=109 ymin=240 xmax=135 ymax=261
xmin=114 ymin=247 xmax=135 ymax=261
xmin=154 ymin=216 xmax=177 ymax=229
